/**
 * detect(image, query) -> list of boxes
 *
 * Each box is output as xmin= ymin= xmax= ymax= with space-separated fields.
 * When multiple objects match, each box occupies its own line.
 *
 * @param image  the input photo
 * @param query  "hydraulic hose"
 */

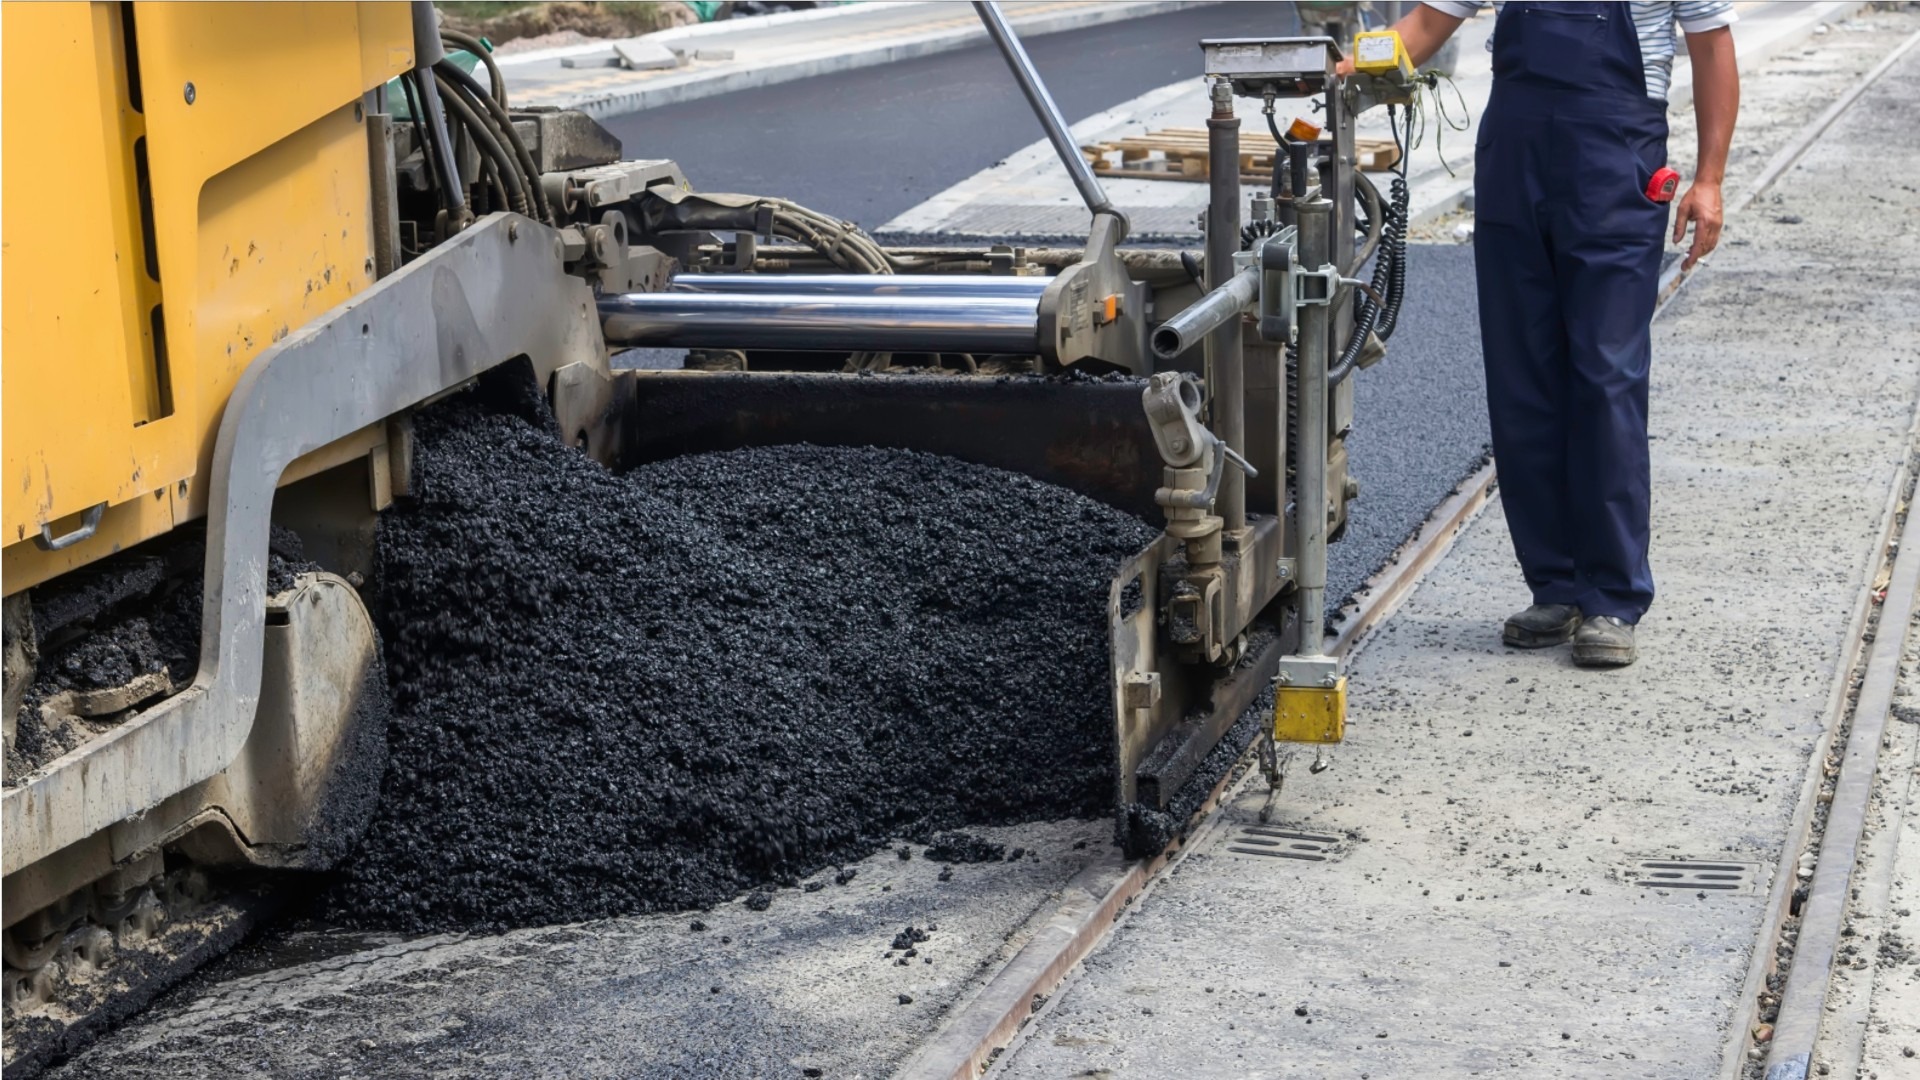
xmin=437 ymin=58 xmax=553 ymax=224
xmin=432 ymin=68 xmax=529 ymax=217
xmin=440 ymin=28 xmax=508 ymax=102
xmin=1330 ymin=173 xmax=1408 ymax=385
xmin=1266 ymin=109 xmax=1288 ymax=200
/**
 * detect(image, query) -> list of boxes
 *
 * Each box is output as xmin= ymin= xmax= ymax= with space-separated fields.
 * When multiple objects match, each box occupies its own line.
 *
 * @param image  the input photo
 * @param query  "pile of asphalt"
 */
xmin=326 ymin=371 xmax=1157 ymax=932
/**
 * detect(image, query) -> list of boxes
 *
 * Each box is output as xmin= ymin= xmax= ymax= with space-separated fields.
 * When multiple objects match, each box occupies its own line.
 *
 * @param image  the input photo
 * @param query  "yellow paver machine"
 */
xmin=2 ymin=3 xmax=1415 ymax=1067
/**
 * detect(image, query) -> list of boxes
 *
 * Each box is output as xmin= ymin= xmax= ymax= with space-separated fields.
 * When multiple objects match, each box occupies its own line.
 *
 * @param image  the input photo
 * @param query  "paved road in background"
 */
xmin=600 ymin=2 xmax=1299 ymax=230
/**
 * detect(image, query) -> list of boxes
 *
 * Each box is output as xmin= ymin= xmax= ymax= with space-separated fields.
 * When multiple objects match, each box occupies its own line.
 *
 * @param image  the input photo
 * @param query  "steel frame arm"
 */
xmin=2 ymin=215 xmax=603 ymax=875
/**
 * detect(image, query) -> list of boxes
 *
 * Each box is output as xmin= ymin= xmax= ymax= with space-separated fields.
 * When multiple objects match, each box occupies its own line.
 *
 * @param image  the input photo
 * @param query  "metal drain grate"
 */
xmin=1225 ymin=826 xmax=1342 ymax=862
xmin=1631 ymin=859 xmax=1759 ymax=894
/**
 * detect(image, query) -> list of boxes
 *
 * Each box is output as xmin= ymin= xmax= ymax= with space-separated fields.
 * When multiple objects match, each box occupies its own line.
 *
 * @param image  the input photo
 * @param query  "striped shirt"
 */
xmin=1421 ymin=1 xmax=1738 ymax=100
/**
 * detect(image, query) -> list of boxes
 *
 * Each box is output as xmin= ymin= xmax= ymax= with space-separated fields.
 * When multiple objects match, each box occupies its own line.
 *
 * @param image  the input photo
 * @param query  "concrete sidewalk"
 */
xmin=991 ymin=23 xmax=1920 ymax=1080
xmin=499 ymin=0 xmax=1213 ymax=119
xmin=881 ymin=0 xmax=1862 ymax=242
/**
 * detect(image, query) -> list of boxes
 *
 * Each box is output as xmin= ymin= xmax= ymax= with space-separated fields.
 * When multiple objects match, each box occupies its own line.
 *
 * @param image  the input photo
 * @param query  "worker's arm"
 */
xmin=1674 ymin=25 xmax=1739 ymax=269
xmin=1335 ymin=3 xmax=1467 ymax=75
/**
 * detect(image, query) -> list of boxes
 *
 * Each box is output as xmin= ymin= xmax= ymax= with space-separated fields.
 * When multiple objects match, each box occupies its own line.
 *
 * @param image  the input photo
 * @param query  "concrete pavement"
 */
xmin=992 ymin=17 xmax=1920 ymax=1079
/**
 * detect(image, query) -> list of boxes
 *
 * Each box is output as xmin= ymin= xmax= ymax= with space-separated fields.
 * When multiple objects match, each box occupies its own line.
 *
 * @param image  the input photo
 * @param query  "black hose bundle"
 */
xmin=408 ymin=33 xmax=555 ymax=227
xmin=1331 ymin=174 xmax=1408 ymax=384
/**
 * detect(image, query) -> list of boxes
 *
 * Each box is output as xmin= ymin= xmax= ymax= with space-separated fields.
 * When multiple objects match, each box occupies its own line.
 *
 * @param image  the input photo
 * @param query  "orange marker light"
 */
xmin=1099 ymin=294 xmax=1121 ymax=325
xmin=1287 ymin=118 xmax=1323 ymax=142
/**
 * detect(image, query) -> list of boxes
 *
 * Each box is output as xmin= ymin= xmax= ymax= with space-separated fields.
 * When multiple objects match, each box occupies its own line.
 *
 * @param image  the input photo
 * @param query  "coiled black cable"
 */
xmin=1375 ymin=174 xmax=1410 ymax=342
xmin=1330 ymin=173 xmax=1408 ymax=384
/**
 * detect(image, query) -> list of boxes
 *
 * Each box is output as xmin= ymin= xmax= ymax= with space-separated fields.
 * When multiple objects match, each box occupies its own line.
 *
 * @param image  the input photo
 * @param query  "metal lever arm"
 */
xmin=973 ymin=1 xmax=1117 ymax=224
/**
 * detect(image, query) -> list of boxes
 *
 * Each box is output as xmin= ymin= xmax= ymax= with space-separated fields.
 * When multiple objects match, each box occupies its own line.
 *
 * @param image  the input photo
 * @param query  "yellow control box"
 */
xmin=1352 ymin=30 xmax=1413 ymax=78
xmin=1275 ymin=677 xmax=1347 ymax=744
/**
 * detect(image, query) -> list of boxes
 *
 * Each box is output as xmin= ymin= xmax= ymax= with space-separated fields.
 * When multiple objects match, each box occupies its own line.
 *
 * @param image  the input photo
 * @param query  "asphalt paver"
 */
xmin=322 ymin=370 xmax=1156 ymax=932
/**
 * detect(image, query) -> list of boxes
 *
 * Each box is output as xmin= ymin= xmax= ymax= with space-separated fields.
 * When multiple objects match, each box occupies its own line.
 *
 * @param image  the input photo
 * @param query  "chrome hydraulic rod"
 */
xmin=972 ymin=0 xmax=1115 ymax=219
xmin=669 ymin=274 xmax=1053 ymax=297
xmin=1150 ymin=268 xmax=1258 ymax=362
xmin=599 ymin=292 xmax=1041 ymax=354
xmin=1293 ymin=194 xmax=1333 ymax=654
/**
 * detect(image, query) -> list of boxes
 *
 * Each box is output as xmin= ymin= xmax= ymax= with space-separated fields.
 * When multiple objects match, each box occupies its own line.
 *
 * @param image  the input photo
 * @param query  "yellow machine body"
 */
xmin=1 ymin=1 xmax=415 ymax=594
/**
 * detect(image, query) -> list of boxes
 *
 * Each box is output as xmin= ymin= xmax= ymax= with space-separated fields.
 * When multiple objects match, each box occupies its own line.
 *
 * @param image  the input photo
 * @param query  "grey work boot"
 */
xmin=1572 ymin=616 xmax=1637 ymax=668
xmin=1502 ymin=604 xmax=1582 ymax=648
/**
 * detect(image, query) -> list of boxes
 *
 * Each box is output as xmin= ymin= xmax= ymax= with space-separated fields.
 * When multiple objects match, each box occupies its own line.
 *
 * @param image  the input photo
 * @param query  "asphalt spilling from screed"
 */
xmin=323 ymin=372 xmax=1159 ymax=932
xmin=5 ymin=530 xmax=314 ymax=786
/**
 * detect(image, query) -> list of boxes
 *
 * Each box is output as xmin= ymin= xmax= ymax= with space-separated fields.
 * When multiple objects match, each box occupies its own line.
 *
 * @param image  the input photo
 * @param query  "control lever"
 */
xmin=972 ymin=1 xmax=1125 ymax=235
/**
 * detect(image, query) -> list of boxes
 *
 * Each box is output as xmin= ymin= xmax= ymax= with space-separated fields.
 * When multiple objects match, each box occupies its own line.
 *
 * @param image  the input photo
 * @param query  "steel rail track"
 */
xmin=1757 ymin=436 xmax=1920 ymax=1080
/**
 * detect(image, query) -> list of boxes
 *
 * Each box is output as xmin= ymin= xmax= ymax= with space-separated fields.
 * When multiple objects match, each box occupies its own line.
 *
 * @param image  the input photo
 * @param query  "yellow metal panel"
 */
xmin=359 ymin=2 xmax=418 ymax=88
xmin=173 ymin=101 xmax=377 ymax=523
xmin=3 ymin=425 xmax=389 ymax=595
xmin=1275 ymin=677 xmax=1347 ymax=744
xmin=3 ymin=2 xmax=409 ymax=592
xmin=3 ymin=494 xmax=183 ymax=595
xmin=2 ymin=3 xmax=168 ymax=544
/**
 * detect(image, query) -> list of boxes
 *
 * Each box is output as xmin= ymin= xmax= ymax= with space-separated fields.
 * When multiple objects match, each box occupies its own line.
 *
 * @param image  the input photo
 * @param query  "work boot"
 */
xmin=1502 ymin=603 xmax=1582 ymax=648
xmin=1572 ymin=616 xmax=1637 ymax=668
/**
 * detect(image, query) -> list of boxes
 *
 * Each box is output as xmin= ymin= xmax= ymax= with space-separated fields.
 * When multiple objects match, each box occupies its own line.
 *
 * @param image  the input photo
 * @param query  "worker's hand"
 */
xmin=1672 ymin=179 xmax=1724 ymax=270
xmin=1335 ymin=57 xmax=1356 ymax=77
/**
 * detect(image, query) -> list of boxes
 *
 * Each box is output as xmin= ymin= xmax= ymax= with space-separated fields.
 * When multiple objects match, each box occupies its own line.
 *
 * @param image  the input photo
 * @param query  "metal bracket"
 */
xmin=1293 ymin=263 xmax=1340 ymax=308
xmin=1256 ymin=231 xmax=1298 ymax=343
xmin=1274 ymin=653 xmax=1341 ymax=688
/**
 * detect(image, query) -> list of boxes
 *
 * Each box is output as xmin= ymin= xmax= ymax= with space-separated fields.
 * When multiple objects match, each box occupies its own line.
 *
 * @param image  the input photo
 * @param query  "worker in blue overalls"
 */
xmin=1352 ymin=1 xmax=1740 ymax=666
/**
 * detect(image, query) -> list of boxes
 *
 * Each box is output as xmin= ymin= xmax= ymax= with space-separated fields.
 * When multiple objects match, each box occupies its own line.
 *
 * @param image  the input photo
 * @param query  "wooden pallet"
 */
xmin=1080 ymin=126 xmax=1401 ymax=184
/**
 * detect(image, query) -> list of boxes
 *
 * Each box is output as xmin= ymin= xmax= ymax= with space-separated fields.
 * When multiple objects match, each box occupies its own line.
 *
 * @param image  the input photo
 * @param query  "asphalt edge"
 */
xmin=494 ymin=2 xmax=926 ymax=67
xmin=552 ymin=1 xmax=1211 ymax=121
xmin=1328 ymin=457 xmax=1496 ymax=657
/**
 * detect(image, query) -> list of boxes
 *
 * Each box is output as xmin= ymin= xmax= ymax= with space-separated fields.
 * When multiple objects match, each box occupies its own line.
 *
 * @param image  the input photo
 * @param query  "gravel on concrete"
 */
xmin=48 ymin=820 xmax=1112 ymax=1080
xmin=324 ymin=368 xmax=1156 ymax=931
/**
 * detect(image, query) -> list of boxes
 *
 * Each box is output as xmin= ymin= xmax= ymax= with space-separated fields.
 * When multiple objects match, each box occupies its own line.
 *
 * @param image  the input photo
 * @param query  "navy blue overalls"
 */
xmin=1474 ymin=1 xmax=1671 ymax=624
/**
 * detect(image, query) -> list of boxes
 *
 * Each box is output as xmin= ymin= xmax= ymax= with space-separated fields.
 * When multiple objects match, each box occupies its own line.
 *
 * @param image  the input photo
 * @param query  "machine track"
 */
xmin=4 ymin=872 xmax=274 ymax=1079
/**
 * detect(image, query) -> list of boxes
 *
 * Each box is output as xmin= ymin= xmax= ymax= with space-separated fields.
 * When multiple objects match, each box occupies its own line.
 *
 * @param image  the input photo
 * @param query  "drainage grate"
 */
xmin=1630 ymin=859 xmax=1759 ymax=894
xmin=1225 ymin=826 xmax=1343 ymax=862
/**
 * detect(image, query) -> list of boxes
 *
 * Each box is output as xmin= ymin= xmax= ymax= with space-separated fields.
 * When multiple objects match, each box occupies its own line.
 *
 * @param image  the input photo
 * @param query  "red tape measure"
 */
xmin=1646 ymin=167 xmax=1681 ymax=203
